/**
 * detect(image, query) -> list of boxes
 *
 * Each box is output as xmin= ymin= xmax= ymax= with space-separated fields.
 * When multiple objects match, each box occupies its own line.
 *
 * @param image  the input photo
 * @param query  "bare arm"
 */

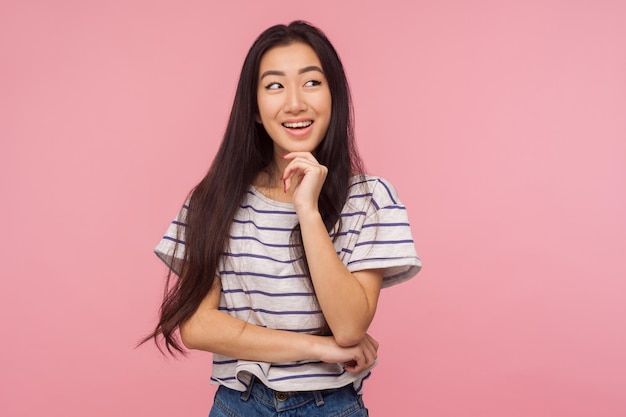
xmin=282 ymin=153 xmax=384 ymax=347
xmin=180 ymin=279 xmax=378 ymax=373
xmin=299 ymin=210 xmax=383 ymax=347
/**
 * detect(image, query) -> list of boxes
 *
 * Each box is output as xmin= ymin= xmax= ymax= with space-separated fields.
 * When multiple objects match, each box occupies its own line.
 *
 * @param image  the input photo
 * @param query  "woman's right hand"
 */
xmin=316 ymin=334 xmax=379 ymax=373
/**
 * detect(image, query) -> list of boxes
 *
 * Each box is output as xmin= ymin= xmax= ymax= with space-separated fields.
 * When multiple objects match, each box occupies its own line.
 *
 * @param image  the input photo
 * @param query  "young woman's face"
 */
xmin=257 ymin=42 xmax=332 ymax=157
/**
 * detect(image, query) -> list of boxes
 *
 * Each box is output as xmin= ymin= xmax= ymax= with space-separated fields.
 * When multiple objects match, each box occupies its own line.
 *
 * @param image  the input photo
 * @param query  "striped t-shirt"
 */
xmin=155 ymin=175 xmax=421 ymax=393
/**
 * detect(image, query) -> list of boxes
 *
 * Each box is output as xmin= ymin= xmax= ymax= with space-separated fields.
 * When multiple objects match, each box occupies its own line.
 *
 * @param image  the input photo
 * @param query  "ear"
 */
xmin=255 ymin=114 xmax=262 ymax=123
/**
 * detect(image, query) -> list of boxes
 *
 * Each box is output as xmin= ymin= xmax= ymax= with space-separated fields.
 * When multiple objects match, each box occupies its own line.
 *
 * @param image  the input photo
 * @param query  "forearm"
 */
xmin=180 ymin=307 xmax=321 ymax=362
xmin=180 ymin=305 xmax=377 ymax=373
xmin=279 ymin=152 xmax=383 ymax=347
xmin=298 ymin=209 xmax=381 ymax=346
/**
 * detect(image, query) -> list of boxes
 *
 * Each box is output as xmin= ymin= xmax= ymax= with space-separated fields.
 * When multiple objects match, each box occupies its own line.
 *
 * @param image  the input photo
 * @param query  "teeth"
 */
xmin=283 ymin=121 xmax=313 ymax=128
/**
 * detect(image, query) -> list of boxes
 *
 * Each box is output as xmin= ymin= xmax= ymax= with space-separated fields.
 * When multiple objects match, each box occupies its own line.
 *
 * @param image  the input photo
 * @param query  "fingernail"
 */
xmin=281 ymin=153 xmax=289 ymax=159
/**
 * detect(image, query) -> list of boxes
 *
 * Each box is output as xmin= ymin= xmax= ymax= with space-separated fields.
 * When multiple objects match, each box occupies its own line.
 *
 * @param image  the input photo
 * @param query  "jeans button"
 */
xmin=275 ymin=391 xmax=289 ymax=401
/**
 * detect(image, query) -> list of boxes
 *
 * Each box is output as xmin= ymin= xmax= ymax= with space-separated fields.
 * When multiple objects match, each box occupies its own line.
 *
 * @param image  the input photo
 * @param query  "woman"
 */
xmin=146 ymin=20 xmax=421 ymax=416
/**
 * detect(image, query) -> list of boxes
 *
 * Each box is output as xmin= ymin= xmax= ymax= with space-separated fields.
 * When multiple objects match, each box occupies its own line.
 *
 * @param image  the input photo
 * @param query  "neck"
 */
xmin=273 ymin=151 xmax=290 ymax=173
xmin=253 ymin=161 xmax=294 ymax=203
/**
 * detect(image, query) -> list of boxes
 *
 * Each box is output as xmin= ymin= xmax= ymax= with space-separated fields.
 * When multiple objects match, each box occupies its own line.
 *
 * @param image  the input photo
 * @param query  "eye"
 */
xmin=304 ymin=80 xmax=322 ymax=87
xmin=265 ymin=82 xmax=282 ymax=90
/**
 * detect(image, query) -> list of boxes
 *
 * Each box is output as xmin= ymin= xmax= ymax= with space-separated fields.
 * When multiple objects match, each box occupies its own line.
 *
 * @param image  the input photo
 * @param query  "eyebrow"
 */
xmin=260 ymin=65 xmax=324 ymax=80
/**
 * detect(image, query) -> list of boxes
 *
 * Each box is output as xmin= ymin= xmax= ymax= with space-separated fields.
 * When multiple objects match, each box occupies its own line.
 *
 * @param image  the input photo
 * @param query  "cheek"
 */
xmin=316 ymin=91 xmax=332 ymax=117
xmin=257 ymin=96 xmax=280 ymax=120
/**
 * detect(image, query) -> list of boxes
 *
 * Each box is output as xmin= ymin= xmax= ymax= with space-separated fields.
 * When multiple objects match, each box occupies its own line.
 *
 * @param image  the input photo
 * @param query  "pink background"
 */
xmin=2 ymin=1 xmax=625 ymax=416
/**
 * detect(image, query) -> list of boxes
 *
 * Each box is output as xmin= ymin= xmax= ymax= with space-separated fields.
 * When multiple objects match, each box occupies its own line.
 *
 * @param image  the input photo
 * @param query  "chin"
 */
xmin=282 ymin=144 xmax=318 ymax=154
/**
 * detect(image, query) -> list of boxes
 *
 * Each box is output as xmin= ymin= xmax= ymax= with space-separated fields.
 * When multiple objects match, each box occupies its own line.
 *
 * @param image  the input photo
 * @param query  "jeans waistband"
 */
xmin=240 ymin=375 xmax=353 ymax=411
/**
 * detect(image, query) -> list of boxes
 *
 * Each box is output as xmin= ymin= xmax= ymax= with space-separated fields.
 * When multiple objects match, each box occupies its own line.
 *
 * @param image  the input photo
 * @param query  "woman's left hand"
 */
xmin=281 ymin=152 xmax=327 ymax=214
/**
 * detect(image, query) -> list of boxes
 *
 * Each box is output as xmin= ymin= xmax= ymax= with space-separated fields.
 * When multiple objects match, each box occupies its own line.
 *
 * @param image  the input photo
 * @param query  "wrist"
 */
xmin=295 ymin=206 xmax=322 ymax=224
xmin=307 ymin=335 xmax=330 ymax=361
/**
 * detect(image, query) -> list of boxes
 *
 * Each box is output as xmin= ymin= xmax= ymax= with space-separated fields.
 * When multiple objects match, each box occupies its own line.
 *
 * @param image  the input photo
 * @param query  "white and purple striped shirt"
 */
xmin=155 ymin=175 xmax=421 ymax=393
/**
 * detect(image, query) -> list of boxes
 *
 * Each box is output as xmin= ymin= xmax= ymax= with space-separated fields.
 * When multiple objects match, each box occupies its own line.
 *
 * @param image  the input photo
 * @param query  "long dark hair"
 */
xmin=144 ymin=21 xmax=365 ymax=354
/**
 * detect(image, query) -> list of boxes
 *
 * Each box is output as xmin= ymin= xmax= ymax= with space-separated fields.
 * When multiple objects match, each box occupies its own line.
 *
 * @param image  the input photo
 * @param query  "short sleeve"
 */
xmin=346 ymin=178 xmax=421 ymax=288
xmin=154 ymin=203 xmax=188 ymax=276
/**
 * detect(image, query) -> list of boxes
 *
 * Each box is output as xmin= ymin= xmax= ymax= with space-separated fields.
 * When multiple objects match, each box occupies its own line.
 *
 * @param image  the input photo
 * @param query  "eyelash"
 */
xmin=304 ymin=80 xmax=322 ymax=87
xmin=265 ymin=82 xmax=282 ymax=90
xmin=264 ymin=80 xmax=322 ymax=90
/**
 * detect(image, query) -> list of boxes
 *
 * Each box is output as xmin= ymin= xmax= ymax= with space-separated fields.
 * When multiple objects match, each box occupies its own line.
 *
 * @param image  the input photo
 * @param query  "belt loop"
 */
xmin=313 ymin=390 xmax=324 ymax=407
xmin=240 ymin=375 xmax=255 ymax=402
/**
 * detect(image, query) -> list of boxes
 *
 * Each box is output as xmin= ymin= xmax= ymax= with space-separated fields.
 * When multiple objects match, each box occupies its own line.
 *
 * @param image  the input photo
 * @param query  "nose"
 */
xmin=283 ymin=88 xmax=307 ymax=114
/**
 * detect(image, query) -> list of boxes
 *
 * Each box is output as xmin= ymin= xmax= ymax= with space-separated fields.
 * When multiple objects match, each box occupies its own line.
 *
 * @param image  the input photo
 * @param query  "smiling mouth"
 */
xmin=282 ymin=121 xmax=313 ymax=129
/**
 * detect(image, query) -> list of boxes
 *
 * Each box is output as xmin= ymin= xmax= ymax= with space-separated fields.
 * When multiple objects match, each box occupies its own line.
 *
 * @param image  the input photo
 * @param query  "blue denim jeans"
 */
xmin=208 ymin=376 xmax=369 ymax=416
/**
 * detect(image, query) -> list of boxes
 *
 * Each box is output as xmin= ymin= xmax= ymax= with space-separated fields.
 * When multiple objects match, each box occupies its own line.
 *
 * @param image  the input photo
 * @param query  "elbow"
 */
xmin=179 ymin=317 xmax=204 ymax=350
xmin=329 ymin=315 xmax=371 ymax=347
xmin=333 ymin=329 xmax=367 ymax=347
xmin=179 ymin=320 xmax=196 ymax=350
xmin=179 ymin=310 xmax=222 ymax=352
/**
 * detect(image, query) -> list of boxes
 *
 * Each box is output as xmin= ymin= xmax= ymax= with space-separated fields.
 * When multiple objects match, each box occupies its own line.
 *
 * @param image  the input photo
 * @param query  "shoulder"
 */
xmin=349 ymin=175 xmax=403 ymax=209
